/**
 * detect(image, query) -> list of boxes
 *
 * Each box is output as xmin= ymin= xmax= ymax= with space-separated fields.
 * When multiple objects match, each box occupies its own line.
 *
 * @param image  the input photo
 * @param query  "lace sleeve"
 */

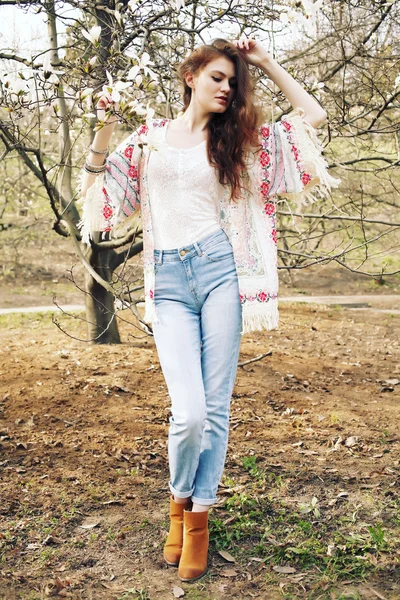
xmin=78 ymin=131 xmax=141 ymax=245
xmin=259 ymin=108 xmax=340 ymax=206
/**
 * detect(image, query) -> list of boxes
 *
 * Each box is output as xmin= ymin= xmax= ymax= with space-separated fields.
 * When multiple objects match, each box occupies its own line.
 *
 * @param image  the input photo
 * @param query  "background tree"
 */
xmin=0 ymin=0 xmax=399 ymax=342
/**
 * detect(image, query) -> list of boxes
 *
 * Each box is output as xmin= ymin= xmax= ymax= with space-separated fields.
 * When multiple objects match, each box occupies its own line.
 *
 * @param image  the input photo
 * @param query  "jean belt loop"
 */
xmin=158 ymin=250 xmax=163 ymax=265
xmin=194 ymin=242 xmax=202 ymax=257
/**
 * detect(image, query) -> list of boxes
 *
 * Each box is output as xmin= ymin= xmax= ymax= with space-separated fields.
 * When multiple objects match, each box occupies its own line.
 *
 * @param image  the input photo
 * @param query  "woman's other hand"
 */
xmin=232 ymin=35 xmax=272 ymax=69
xmin=96 ymin=93 xmax=120 ymax=124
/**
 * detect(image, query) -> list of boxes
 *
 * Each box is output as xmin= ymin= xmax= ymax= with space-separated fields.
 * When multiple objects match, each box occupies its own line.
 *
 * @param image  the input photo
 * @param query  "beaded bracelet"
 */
xmin=85 ymin=158 xmax=106 ymax=169
xmin=83 ymin=163 xmax=107 ymax=175
xmin=89 ymin=146 xmax=109 ymax=156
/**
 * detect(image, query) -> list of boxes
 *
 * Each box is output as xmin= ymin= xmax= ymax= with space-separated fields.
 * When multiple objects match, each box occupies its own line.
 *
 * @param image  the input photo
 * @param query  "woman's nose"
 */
xmin=220 ymin=80 xmax=230 ymax=93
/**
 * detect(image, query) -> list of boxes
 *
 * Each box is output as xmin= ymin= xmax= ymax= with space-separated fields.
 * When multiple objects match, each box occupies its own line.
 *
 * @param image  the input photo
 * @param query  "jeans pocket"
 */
xmin=202 ymin=239 xmax=234 ymax=263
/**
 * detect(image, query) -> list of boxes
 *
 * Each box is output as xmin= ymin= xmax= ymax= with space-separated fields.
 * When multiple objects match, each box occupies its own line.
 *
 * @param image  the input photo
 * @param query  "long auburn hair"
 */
xmin=177 ymin=38 xmax=261 ymax=201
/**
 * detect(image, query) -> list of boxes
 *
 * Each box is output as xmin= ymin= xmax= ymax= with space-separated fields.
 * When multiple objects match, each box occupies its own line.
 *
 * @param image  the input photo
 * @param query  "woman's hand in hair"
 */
xmin=232 ymin=35 xmax=272 ymax=69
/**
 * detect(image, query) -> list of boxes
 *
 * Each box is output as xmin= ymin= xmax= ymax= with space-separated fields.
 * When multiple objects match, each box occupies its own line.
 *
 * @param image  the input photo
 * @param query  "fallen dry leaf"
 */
xmin=273 ymin=565 xmax=296 ymax=574
xmin=172 ymin=585 xmax=185 ymax=598
xmin=42 ymin=535 xmax=63 ymax=546
xmin=218 ymin=549 xmax=236 ymax=563
xmin=79 ymin=519 xmax=101 ymax=529
xmin=368 ymin=587 xmax=387 ymax=600
xmin=220 ymin=568 xmax=238 ymax=577
xmin=345 ymin=436 xmax=359 ymax=447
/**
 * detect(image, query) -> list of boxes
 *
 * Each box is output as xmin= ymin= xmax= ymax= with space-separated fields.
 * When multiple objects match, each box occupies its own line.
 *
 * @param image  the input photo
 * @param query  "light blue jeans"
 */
xmin=153 ymin=228 xmax=242 ymax=505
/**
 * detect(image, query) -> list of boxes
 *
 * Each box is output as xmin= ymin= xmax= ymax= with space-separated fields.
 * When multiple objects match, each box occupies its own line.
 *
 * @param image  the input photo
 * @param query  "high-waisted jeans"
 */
xmin=153 ymin=228 xmax=242 ymax=505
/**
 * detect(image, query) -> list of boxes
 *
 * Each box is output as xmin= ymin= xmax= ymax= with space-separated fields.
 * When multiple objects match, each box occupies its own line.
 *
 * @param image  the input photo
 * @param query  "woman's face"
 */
xmin=187 ymin=56 xmax=237 ymax=114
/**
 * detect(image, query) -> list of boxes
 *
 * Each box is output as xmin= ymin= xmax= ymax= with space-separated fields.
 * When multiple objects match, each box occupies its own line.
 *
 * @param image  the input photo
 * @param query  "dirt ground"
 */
xmin=0 ymin=228 xmax=399 ymax=599
xmin=0 ymin=295 xmax=399 ymax=599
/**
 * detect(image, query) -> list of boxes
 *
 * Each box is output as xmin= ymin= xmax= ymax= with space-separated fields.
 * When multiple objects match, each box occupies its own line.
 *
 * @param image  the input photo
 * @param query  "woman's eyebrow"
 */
xmin=210 ymin=70 xmax=237 ymax=81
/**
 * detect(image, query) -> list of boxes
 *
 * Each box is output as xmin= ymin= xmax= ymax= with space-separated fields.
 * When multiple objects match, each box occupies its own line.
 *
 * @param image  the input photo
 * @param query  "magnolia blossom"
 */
xmin=280 ymin=0 xmax=323 ymax=38
xmin=127 ymin=52 xmax=157 ymax=83
xmin=9 ymin=79 xmax=29 ymax=95
xmin=82 ymin=25 xmax=101 ymax=45
xmin=41 ymin=52 xmax=64 ymax=78
xmin=114 ymin=10 xmax=122 ymax=26
xmin=171 ymin=0 xmax=185 ymax=9
xmin=302 ymin=0 xmax=323 ymax=19
xmin=77 ymin=87 xmax=94 ymax=100
xmin=102 ymin=70 xmax=131 ymax=102
xmin=127 ymin=0 xmax=139 ymax=9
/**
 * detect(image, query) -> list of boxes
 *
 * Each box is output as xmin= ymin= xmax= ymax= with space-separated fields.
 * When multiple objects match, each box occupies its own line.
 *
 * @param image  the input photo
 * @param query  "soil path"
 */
xmin=0 ymin=294 xmax=399 ymax=315
xmin=0 ymin=302 xmax=399 ymax=599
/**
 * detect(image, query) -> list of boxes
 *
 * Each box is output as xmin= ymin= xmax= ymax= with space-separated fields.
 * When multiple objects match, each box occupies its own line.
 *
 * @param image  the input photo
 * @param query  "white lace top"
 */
xmin=147 ymin=126 xmax=224 ymax=250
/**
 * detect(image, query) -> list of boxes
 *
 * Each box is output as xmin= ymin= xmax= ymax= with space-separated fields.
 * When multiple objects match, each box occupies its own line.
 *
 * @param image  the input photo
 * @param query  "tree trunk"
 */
xmin=84 ymin=245 xmax=121 ymax=344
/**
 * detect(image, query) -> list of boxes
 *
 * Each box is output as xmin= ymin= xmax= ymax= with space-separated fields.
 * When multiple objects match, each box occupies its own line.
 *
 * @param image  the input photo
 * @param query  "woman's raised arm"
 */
xmin=233 ymin=36 xmax=327 ymax=128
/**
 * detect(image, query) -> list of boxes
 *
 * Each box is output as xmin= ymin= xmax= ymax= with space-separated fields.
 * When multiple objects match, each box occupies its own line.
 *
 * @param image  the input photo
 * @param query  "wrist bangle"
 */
xmin=85 ymin=159 xmax=106 ymax=169
xmin=90 ymin=146 xmax=109 ymax=156
xmin=84 ymin=163 xmax=107 ymax=174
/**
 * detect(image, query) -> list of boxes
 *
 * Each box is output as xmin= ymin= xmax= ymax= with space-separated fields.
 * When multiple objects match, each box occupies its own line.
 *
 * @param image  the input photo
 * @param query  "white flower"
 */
xmin=78 ymin=87 xmax=94 ymax=100
xmin=128 ymin=0 xmax=139 ymax=9
xmin=114 ymin=10 xmax=122 ymax=26
xmin=48 ymin=73 xmax=60 ymax=85
xmin=89 ymin=56 xmax=97 ymax=67
xmin=146 ymin=104 xmax=155 ymax=120
xmin=9 ymin=79 xmax=28 ymax=95
xmin=102 ymin=71 xmax=131 ymax=103
xmin=395 ymin=74 xmax=400 ymax=88
xmin=127 ymin=65 xmax=140 ymax=80
xmin=127 ymin=52 xmax=156 ymax=83
xmin=82 ymin=25 xmax=102 ymax=45
xmin=172 ymin=0 xmax=185 ymax=9
xmin=302 ymin=0 xmax=323 ymax=19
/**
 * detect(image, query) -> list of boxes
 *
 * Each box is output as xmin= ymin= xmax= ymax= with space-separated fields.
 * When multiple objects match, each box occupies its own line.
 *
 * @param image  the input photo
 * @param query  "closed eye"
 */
xmin=212 ymin=76 xmax=237 ymax=88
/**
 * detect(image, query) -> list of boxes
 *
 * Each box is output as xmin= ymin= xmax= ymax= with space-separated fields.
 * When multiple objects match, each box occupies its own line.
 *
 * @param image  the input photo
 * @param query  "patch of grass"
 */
xmin=209 ymin=456 xmax=400 ymax=597
xmin=117 ymin=590 xmax=150 ymax=600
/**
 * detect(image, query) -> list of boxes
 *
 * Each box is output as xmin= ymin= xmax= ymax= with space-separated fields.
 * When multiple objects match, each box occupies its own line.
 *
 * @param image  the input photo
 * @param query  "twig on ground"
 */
xmin=238 ymin=351 xmax=272 ymax=368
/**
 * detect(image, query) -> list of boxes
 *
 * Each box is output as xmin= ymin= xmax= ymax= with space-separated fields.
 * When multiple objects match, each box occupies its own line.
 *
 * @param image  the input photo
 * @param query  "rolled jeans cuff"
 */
xmin=169 ymin=482 xmax=193 ymax=499
xmin=191 ymin=495 xmax=216 ymax=506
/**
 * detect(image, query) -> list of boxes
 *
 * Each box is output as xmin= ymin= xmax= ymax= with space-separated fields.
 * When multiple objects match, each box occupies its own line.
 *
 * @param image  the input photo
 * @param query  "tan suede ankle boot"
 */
xmin=178 ymin=509 xmax=209 ymax=582
xmin=164 ymin=497 xmax=191 ymax=566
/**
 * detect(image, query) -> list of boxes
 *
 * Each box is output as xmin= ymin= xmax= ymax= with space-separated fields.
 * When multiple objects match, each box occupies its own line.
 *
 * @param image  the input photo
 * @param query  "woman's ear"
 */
xmin=185 ymin=72 xmax=195 ymax=89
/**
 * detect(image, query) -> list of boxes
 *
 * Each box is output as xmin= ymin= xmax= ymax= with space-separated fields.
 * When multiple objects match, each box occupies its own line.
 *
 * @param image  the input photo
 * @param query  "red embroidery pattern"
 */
xmin=124 ymin=146 xmax=133 ymax=159
xmin=128 ymin=165 xmax=138 ymax=178
xmin=137 ymin=124 xmax=148 ymax=136
xmin=103 ymin=205 xmax=113 ymax=220
xmin=153 ymin=118 xmax=169 ymax=129
xmin=259 ymin=125 xmax=272 ymax=199
xmin=100 ymin=186 xmax=114 ymax=232
xmin=260 ymin=181 xmax=270 ymax=197
xmin=281 ymin=120 xmax=312 ymax=189
xmin=260 ymin=151 xmax=270 ymax=167
xmin=240 ymin=291 xmax=278 ymax=305
xmin=263 ymin=202 xmax=275 ymax=216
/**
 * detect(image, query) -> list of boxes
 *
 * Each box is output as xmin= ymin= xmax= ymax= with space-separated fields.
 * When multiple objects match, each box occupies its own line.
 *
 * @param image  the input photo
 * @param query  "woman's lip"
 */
xmin=216 ymin=97 xmax=228 ymax=103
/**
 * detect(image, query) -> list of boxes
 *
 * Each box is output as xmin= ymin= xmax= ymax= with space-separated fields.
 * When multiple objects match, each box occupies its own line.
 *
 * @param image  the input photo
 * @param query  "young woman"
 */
xmin=80 ymin=36 xmax=338 ymax=582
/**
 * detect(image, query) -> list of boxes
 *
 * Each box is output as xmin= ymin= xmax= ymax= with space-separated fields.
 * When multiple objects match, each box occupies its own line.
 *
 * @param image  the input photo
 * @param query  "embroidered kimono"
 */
xmin=79 ymin=108 xmax=339 ymax=334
